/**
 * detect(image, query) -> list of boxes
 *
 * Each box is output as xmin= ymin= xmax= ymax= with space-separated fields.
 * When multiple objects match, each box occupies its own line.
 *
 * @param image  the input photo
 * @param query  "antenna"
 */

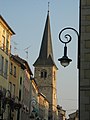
xmin=11 ymin=41 xmax=18 ymax=55
xmin=14 ymin=41 xmax=18 ymax=55
xmin=24 ymin=45 xmax=31 ymax=60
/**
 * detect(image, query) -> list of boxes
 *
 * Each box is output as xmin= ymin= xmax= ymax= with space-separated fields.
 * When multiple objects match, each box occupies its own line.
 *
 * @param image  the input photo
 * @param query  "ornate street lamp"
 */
xmin=29 ymin=98 xmax=39 ymax=119
xmin=58 ymin=27 xmax=79 ymax=67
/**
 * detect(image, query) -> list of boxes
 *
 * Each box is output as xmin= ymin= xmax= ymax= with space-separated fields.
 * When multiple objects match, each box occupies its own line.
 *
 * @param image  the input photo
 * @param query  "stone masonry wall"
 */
xmin=80 ymin=0 xmax=90 ymax=119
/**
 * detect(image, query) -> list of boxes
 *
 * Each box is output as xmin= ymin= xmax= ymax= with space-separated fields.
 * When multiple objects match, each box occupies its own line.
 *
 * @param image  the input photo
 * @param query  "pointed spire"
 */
xmin=39 ymin=11 xmax=53 ymax=60
xmin=33 ymin=10 xmax=57 ymax=68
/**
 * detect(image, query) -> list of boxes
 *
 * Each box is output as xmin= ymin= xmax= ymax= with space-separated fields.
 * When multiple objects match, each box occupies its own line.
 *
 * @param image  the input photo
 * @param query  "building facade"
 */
xmin=12 ymin=55 xmax=33 ymax=120
xmin=29 ymin=77 xmax=39 ymax=118
xmin=38 ymin=92 xmax=49 ymax=120
xmin=33 ymin=11 xmax=58 ymax=120
xmin=80 ymin=0 xmax=90 ymax=120
xmin=0 ymin=15 xmax=15 ymax=120
xmin=9 ymin=54 xmax=26 ymax=120
xmin=30 ymin=77 xmax=49 ymax=120
xmin=0 ymin=15 xmax=15 ymax=91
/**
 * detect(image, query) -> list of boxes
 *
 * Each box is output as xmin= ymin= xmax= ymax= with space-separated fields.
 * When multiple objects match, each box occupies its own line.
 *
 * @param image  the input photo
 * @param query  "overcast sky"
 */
xmin=0 ymin=0 xmax=79 ymax=118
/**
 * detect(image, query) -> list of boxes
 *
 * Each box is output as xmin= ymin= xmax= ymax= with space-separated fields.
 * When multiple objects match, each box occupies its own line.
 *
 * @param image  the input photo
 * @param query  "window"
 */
xmin=9 ymin=82 xmax=12 ymax=92
xmin=12 ymin=84 xmax=15 ymax=97
xmin=19 ymin=89 xmax=21 ymax=101
xmin=0 ymin=85 xmax=2 ymax=91
xmin=2 ymin=36 xmax=5 ymax=50
xmin=41 ymin=71 xmax=43 ymax=78
xmin=6 ymin=34 xmax=9 ymax=54
xmin=3 ymin=88 xmax=6 ymax=96
xmin=14 ymin=66 xmax=16 ymax=77
xmin=6 ymin=41 xmax=9 ymax=54
xmin=10 ymin=63 xmax=13 ymax=74
xmin=45 ymin=71 xmax=47 ymax=78
xmin=0 ymin=55 xmax=4 ymax=75
xmin=4 ymin=59 xmax=8 ymax=78
xmin=41 ymin=69 xmax=47 ymax=78
xmin=20 ymin=77 xmax=22 ymax=85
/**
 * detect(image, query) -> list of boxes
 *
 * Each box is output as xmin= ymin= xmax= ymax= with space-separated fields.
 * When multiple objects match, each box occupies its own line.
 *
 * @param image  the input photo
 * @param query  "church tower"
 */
xmin=33 ymin=10 xmax=58 ymax=119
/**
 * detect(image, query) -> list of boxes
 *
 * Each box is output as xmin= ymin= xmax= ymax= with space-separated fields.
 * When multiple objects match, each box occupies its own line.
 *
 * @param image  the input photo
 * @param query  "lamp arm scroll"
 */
xmin=58 ymin=27 xmax=79 ymax=67
xmin=59 ymin=27 xmax=79 ymax=44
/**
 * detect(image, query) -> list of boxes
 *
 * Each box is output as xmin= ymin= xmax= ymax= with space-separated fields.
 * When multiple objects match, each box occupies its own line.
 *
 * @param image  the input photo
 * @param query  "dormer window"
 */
xmin=41 ymin=69 xmax=47 ymax=78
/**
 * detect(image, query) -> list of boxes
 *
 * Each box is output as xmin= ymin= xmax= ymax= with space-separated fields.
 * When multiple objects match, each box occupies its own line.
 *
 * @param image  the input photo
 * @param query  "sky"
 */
xmin=0 ymin=0 xmax=80 ymax=118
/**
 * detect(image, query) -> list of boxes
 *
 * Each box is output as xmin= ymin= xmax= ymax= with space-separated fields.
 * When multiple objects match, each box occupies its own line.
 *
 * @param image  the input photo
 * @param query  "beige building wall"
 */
xmin=9 ymin=57 xmax=20 ymax=97
xmin=0 ymin=49 xmax=9 ymax=89
xmin=0 ymin=15 xmax=14 ymax=90
xmin=0 ymin=15 xmax=15 ymax=120
xmin=38 ymin=93 xmax=49 ymax=120
xmin=8 ymin=55 xmax=26 ymax=120
xmin=0 ymin=15 xmax=14 ymax=54
xmin=80 ymin=0 xmax=90 ymax=120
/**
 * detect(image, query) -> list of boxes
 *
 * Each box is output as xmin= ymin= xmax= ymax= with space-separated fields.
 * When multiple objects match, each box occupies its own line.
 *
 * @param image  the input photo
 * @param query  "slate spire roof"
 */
xmin=33 ymin=11 xmax=57 ymax=68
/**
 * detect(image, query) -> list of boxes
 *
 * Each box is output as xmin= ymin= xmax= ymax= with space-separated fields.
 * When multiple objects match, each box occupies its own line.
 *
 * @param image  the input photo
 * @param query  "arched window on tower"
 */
xmin=41 ymin=69 xmax=47 ymax=79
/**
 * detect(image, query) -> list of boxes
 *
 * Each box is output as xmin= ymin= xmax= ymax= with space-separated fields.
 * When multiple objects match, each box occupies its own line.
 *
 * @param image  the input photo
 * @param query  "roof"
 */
xmin=38 ymin=92 xmax=49 ymax=103
xmin=0 ymin=15 xmax=15 ymax=35
xmin=10 ymin=54 xmax=33 ymax=75
xmin=31 ymin=77 xmax=39 ymax=91
xmin=33 ymin=12 xmax=57 ymax=69
xmin=69 ymin=110 xmax=79 ymax=118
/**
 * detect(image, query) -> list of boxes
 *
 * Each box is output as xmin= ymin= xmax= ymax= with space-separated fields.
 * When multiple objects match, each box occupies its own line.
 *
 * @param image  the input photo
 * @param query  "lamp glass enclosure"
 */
xmin=58 ymin=56 xmax=72 ymax=67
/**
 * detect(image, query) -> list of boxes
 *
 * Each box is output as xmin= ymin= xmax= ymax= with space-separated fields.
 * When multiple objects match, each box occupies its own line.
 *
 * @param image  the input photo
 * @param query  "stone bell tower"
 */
xmin=33 ymin=10 xmax=58 ymax=119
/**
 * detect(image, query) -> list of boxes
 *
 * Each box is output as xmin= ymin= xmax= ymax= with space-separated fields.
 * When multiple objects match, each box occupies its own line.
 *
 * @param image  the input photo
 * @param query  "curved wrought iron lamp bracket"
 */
xmin=58 ymin=27 xmax=79 ymax=67
xmin=59 ymin=27 xmax=79 ymax=44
